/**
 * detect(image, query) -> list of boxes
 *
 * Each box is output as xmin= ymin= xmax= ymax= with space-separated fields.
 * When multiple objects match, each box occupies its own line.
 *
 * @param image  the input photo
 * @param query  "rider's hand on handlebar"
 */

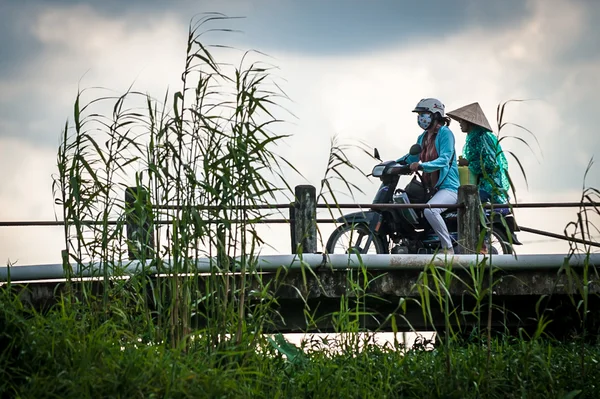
xmin=409 ymin=162 xmax=421 ymax=172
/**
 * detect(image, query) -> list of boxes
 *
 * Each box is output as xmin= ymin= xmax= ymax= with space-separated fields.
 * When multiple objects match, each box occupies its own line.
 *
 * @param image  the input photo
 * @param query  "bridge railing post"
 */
xmin=125 ymin=186 xmax=155 ymax=261
xmin=290 ymin=185 xmax=317 ymax=254
xmin=457 ymin=185 xmax=481 ymax=254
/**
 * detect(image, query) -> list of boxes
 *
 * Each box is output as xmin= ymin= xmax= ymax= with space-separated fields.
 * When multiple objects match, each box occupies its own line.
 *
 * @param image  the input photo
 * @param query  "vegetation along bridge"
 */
xmin=1 ymin=185 xmax=599 ymax=339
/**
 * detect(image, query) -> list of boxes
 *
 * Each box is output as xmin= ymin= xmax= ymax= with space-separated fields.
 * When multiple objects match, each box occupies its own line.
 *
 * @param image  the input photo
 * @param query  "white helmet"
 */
xmin=412 ymin=98 xmax=445 ymax=117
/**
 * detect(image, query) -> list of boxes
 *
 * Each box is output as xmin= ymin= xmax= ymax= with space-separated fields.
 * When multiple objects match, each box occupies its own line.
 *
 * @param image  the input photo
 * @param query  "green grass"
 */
xmin=0 ymin=293 xmax=597 ymax=398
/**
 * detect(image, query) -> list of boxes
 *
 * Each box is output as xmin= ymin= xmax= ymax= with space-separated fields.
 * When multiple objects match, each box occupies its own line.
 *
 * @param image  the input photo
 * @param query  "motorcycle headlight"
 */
xmin=371 ymin=165 xmax=386 ymax=177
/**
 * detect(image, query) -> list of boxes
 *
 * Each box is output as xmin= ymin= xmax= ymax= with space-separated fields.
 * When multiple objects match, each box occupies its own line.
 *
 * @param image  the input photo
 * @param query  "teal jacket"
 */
xmin=397 ymin=126 xmax=460 ymax=193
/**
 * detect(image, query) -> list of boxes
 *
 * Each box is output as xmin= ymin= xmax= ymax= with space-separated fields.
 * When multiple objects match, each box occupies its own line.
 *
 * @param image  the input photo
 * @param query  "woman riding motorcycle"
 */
xmin=397 ymin=98 xmax=460 ymax=254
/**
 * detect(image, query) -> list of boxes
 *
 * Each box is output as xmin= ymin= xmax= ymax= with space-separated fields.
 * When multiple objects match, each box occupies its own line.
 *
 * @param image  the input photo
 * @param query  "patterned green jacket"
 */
xmin=463 ymin=126 xmax=511 ymax=204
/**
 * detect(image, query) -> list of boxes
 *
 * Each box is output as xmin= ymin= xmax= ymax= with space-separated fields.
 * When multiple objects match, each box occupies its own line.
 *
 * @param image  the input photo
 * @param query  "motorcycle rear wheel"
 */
xmin=326 ymin=223 xmax=387 ymax=254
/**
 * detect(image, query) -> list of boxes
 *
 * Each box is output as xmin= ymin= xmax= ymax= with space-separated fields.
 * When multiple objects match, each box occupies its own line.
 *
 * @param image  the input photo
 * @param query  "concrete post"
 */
xmin=290 ymin=185 xmax=317 ymax=254
xmin=125 ymin=186 xmax=155 ymax=261
xmin=457 ymin=185 xmax=481 ymax=254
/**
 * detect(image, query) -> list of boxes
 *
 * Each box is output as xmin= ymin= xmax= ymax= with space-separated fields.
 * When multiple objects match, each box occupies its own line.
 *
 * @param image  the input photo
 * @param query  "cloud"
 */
xmin=0 ymin=3 xmax=194 ymax=146
xmin=0 ymin=138 xmax=64 ymax=265
xmin=267 ymin=0 xmax=599 ymax=196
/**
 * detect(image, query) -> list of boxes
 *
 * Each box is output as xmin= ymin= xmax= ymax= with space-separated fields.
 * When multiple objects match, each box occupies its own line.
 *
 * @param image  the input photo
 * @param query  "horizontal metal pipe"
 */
xmin=482 ymin=202 xmax=600 ymax=209
xmin=0 ymin=218 xmax=296 ymax=227
xmin=315 ymin=202 xmax=600 ymax=209
xmin=0 ymin=221 xmax=117 ymax=227
xmin=3 ymin=202 xmax=598 ymax=227
xmin=519 ymin=226 xmax=600 ymax=248
xmin=153 ymin=204 xmax=290 ymax=210
xmin=1 ymin=254 xmax=598 ymax=282
xmin=152 ymin=202 xmax=600 ymax=210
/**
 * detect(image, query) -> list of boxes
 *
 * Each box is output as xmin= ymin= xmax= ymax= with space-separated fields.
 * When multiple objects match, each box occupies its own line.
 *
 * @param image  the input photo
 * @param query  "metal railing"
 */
xmin=1 ymin=185 xmax=599 ymax=253
xmin=2 ymin=203 xmax=598 ymax=226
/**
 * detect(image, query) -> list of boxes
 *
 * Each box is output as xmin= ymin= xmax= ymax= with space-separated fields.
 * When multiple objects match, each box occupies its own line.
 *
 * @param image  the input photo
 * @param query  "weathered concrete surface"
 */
xmin=257 ymin=268 xmax=600 ymax=298
xmin=6 ymin=267 xmax=599 ymax=335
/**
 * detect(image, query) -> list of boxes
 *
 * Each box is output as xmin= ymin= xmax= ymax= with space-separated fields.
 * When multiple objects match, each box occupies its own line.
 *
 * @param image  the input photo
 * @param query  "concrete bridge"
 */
xmin=3 ymin=253 xmax=599 ymax=339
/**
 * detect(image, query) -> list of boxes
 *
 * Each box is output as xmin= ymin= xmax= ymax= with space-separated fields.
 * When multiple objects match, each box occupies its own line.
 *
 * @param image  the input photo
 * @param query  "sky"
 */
xmin=0 ymin=0 xmax=599 ymax=265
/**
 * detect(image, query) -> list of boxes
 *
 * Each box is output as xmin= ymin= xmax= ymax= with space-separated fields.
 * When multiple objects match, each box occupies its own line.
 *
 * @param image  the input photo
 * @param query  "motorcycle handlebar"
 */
xmin=373 ymin=161 xmax=423 ymax=177
xmin=392 ymin=163 xmax=420 ymax=175
xmin=397 ymin=163 xmax=423 ymax=172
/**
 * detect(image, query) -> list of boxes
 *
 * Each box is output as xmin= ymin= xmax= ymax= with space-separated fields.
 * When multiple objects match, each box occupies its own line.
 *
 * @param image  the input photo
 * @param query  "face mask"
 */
xmin=417 ymin=113 xmax=432 ymax=130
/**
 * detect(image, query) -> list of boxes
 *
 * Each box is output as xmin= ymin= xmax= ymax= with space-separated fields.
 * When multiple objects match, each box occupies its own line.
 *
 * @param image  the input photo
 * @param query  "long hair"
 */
xmin=432 ymin=112 xmax=451 ymax=129
xmin=432 ymin=112 xmax=451 ymax=126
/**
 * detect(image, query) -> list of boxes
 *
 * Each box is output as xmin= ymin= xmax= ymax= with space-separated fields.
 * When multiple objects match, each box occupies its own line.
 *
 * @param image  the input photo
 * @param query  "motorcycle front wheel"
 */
xmin=325 ymin=223 xmax=387 ymax=254
xmin=486 ymin=226 xmax=513 ymax=255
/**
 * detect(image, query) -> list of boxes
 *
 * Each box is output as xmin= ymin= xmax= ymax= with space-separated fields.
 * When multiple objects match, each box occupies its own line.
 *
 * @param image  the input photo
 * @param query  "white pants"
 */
xmin=424 ymin=189 xmax=458 ymax=250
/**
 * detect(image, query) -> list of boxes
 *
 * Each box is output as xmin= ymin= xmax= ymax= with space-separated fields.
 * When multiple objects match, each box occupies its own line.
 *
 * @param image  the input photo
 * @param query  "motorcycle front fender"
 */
xmin=335 ymin=211 xmax=383 ymax=233
xmin=505 ymin=229 xmax=523 ymax=245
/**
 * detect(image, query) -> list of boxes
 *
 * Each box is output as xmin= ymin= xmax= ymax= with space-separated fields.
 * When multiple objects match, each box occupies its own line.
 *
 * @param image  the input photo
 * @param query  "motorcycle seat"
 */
xmin=441 ymin=206 xmax=512 ymax=220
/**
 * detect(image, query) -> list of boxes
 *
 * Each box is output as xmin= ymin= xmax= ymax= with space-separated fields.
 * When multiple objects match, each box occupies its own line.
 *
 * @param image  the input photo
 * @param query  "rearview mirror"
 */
xmin=373 ymin=148 xmax=381 ymax=161
xmin=409 ymin=144 xmax=422 ymax=156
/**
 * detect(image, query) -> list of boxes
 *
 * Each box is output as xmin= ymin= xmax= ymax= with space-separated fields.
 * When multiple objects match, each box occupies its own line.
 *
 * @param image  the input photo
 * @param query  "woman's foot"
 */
xmin=480 ymin=244 xmax=488 ymax=255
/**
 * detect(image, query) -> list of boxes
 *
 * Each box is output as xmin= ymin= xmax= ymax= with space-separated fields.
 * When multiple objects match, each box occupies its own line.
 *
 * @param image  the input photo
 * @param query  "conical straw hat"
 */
xmin=447 ymin=102 xmax=493 ymax=132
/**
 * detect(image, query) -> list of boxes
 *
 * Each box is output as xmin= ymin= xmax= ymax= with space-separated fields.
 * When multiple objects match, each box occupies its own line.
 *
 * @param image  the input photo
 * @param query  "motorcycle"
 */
xmin=325 ymin=145 xmax=522 ymax=255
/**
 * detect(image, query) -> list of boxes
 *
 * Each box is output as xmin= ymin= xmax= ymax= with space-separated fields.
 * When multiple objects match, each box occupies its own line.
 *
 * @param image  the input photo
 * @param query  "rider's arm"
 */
xmin=396 ymin=153 xmax=418 ymax=164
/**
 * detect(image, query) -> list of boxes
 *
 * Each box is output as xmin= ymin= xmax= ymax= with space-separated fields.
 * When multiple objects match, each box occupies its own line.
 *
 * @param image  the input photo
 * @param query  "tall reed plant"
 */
xmin=52 ymin=15 xmax=294 ymax=349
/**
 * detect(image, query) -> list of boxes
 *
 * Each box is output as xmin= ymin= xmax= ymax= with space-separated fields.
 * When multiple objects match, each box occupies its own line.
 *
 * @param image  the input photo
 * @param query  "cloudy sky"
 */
xmin=1 ymin=0 xmax=599 ymax=265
